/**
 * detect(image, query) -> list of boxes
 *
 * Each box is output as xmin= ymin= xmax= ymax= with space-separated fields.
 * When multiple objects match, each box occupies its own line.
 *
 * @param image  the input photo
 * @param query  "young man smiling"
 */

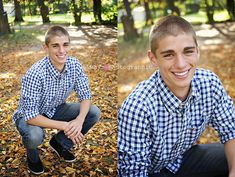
xmin=13 ymin=26 xmax=100 ymax=174
xmin=118 ymin=15 xmax=235 ymax=177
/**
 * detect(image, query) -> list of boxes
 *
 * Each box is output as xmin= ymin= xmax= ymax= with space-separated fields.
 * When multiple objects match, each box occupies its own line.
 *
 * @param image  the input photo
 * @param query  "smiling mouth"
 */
xmin=173 ymin=69 xmax=190 ymax=78
xmin=57 ymin=54 xmax=66 ymax=59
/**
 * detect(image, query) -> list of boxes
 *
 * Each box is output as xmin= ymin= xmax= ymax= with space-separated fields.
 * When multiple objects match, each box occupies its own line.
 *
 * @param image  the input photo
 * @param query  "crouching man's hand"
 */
xmin=64 ymin=119 xmax=85 ymax=145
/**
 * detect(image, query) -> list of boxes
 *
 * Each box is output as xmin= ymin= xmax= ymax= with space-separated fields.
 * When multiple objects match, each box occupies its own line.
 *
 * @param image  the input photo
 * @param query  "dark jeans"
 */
xmin=150 ymin=144 xmax=228 ymax=177
xmin=15 ymin=103 xmax=100 ymax=162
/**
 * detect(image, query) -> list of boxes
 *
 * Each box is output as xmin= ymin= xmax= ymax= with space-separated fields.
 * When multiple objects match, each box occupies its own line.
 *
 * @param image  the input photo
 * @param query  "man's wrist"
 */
xmin=59 ymin=121 xmax=68 ymax=131
xmin=76 ymin=115 xmax=85 ymax=123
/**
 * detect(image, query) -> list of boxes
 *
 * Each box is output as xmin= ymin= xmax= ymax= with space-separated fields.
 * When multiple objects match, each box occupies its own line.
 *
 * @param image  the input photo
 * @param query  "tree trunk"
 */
xmin=144 ymin=0 xmax=153 ymax=25
xmin=205 ymin=0 xmax=215 ymax=23
xmin=93 ymin=0 xmax=102 ymax=23
xmin=78 ymin=0 xmax=83 ymax=24
xmin=122 ymin=0 xmax=138 ymax=41
xmin=37 ymin=0 xmax=50 ymax=23
xmin=14 ymin=0 xmax=24 ymax=22
xmin=226 ymin=0 xmax=235 ymax=20
xmin=123 ymin=0 xmax=132 ymax=17
xmin=0 ymin=0 xmax=11 ymax=35
xmin=167 ymin=0 xmax=180 ymax=16
xmin=71 ymin=0 xmax=80 ymax=25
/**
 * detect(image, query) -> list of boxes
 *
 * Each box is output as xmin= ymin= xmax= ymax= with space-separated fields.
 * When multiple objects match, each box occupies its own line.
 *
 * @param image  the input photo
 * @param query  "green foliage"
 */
xmin=102 ymin=3 xmax=117 ymax=23
xmin=52 ymin=3 xmax=70 ymax=14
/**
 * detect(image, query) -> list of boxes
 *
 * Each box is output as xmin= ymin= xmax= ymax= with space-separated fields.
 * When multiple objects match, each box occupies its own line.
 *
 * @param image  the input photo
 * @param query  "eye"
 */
xmin=52 ymin=45 xmax=58 ymax=48
xmin=184 ymin=50 xmax=195 ymax=55
xmin=163 ymin=53 xmax=173 ymax=58
xmin=64 ymin=43 xmax=70 ymax=47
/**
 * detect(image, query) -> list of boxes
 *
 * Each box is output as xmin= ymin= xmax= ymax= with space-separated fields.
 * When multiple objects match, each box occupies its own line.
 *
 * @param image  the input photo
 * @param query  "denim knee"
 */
xmin=89 ymin=105 xmax=101 ymax=123
xmin=16 ymin=118 xmax=44 ymax=149
xmin=26 ymin=126 xmax=44 ymax=149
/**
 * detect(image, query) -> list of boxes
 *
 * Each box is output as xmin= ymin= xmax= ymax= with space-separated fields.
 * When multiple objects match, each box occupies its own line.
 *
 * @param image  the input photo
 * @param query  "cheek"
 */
xmin=193 ymin=55 xmax=199 ymax=65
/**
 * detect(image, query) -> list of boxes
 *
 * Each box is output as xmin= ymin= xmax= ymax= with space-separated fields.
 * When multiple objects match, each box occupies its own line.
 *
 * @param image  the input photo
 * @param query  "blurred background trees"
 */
xmin=0 ymin=0 xmax=117 ymax=35
xmin=0 ymin=0 xmax=11 ymax=34
xmin=118 ymin=0 xmax=235 ymax=41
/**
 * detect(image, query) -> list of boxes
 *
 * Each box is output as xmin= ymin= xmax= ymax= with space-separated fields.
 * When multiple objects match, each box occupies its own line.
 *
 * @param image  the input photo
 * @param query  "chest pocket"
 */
xmin=185 ymin=116 xmax=208 ymax=145
xmin=63 ymin=84 xmax=74 ymax=99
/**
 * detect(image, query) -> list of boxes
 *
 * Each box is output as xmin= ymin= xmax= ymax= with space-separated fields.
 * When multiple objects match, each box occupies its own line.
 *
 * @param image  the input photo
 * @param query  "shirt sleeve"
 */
xmin=20 ymin=71 xmax=42 ymax=121
xmin=210 ymin=75 xmax=235 ymax=143
xmin=74 ymin=62 xmax=92 ymax=101
xmin=118 ymin=97 xmax=151 ymax=177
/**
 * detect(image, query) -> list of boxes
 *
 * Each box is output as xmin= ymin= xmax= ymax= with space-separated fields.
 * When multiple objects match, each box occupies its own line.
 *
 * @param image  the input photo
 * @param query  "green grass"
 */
xmin=8 ymin=13 xmax=97 ymax=26
xmin=183 ymin=10 xmax=230 ymax=24
xmin=182 ymin=11 xmax=208 ymax=24
xmin=214 ymin=10 xmax=230 ymax=21
xmin=0 ymin=28 xmax=44 ymax=46
xmin=118 ymin=32 xmax=149 ymax=61
xmin=118 ymin=9 xmax=230 ymax=31
xmin=8 ymin=11 xmax=116 ymax=27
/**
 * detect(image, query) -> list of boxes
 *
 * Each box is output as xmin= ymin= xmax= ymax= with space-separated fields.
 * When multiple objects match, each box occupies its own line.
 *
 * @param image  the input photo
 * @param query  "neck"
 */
xmin=50 ymin=59 xmax=65 ymax=73
xmin=173 ymin=87 xmax=190 ymax=101
xmin=56 ymin=65 xmax=65 ymax=73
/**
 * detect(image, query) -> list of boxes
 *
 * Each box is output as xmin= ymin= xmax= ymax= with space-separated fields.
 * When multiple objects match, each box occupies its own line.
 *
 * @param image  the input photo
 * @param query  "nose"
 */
xmin=59 ymin=46 xmax=66 ymax=53
xmin=175 ymin=54 xmax=187 ymax=69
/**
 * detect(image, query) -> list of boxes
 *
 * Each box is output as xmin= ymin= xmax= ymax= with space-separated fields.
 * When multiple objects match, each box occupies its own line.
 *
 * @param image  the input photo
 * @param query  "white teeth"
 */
xmin=174 ymin=70 xmax=188 ymax=76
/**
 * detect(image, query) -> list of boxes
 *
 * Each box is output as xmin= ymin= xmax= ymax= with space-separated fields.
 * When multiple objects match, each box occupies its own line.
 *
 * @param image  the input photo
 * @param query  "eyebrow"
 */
xmin=160 ymin=46 xmax=196 ymax=55
xmin=184 ymin=46 xmax=196 ymax=50
xmin=160 ymin=50 xmax=174 ymax=55
xmin=50 ymin=42 xmax=70 ymax=46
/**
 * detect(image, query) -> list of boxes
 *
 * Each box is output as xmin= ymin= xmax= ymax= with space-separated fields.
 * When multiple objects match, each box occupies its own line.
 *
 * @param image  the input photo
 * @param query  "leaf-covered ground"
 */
xmin=118 ymin=22 xmax=235 ymax=144
xmin=0 ymin=25 xmax=117 ymax=176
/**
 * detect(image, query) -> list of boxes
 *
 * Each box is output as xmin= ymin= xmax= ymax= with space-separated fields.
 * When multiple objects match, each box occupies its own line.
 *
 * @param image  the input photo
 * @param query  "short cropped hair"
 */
xmin=149 ymin=15 xmax=198 ymax=54
xmin=45 ymin=26 xmax=70 ymax=45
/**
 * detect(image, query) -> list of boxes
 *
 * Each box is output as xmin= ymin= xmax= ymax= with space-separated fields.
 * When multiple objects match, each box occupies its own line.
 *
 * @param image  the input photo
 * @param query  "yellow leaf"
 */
xmin=12 ymin=158 xmax=20 ymax=164
xmin=109 ymin=168 xmax=114 ymax=173
xmin=43 ymin=160 xmax=52 ymax=166
xmin=6 ymin=158 xmax=13 ymax=163
xmin=59 ymin=167 xmax=66 ymax=174
xmin=66 ymin=167 xmax=76 ymax=173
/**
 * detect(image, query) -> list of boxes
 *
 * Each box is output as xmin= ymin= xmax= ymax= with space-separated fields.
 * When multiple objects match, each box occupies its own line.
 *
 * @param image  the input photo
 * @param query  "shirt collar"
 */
xmin=156 ymin=70 xmax=199 ymax=113
xmin=191 ymin=69 xmax=201 ymax=101
xmin=156 ymin=71 xmax=181 ymax=113
xmin=46 ymin=56 xmax=68 ymax=79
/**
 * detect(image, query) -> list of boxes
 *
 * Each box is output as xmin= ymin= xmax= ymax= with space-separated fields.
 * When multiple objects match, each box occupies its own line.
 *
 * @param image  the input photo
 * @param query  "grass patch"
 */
xmin=182 ymin=11 xmax=207 ymax=24
xmin=118 ymin=10 xmax=230 ymax=31
xmin=8 ymin=12 xmax=116 ymax=27
xmin=214 ymin=10 xmax=230 ymax=22
xmin=8 ymin=13 xmax=96 ymax=26
xmin=118 ymin=31 xmax=149 ymax=61
xmin=0 ymin=28 xmax=43 ymax=47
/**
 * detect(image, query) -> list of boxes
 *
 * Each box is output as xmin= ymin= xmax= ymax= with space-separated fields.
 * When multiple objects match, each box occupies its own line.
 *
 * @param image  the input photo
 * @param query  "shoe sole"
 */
xmin=49 ymin=144 xmax=76 ymax=163
xmin=28 ymin=169 xmax=44 ymax=175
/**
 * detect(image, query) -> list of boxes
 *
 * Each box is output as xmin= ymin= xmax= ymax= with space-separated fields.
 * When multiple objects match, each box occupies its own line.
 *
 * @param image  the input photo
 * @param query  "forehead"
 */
xmin=156 ymin=33 xmax=196 ymax=51
xmin=48 ymin=35 xmax=70 ymax=44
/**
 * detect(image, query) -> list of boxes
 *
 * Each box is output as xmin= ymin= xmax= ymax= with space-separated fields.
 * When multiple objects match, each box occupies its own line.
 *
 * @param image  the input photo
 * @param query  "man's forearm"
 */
xmin=76 ymin=99 xmax=91 ymax=121
xmin=224 ymin=139 xmax=235 ymax=177
xmin=27 ymin=115 xmax=67 ymax=130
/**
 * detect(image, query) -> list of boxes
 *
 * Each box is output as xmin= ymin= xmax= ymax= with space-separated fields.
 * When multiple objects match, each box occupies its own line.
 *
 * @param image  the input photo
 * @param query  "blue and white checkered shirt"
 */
xmin=13 ymin=56 xmax=91 ymax=122
xmin=118 ymin=68 xmax=235 ymax=177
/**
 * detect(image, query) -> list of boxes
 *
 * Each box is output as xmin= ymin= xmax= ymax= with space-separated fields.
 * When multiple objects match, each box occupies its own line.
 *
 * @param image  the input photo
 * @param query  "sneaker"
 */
xmin=27 ymin=157 xmax=44 ymax=175
xmin=49 ymin=136 xmax=76 ymax=162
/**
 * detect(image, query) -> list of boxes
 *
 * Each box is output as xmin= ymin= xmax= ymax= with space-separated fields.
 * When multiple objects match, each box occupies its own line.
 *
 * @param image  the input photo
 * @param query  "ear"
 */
xmin=43 ymin=44 xmax=49 ymax=52
xmin=148 ymin=50 xmax=158 ymax=67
